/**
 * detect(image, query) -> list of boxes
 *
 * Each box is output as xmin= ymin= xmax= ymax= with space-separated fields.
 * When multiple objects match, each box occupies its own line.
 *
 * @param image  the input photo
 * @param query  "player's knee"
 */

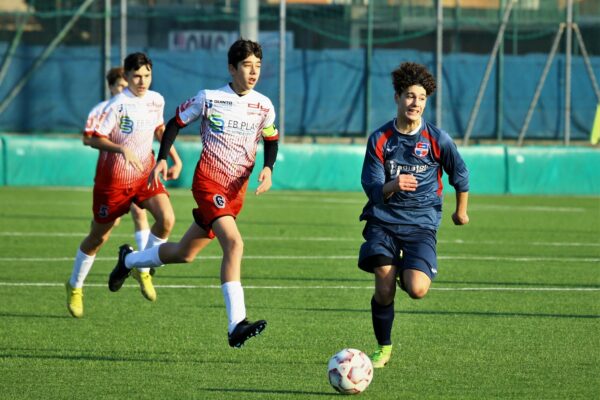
xmin=406 ymin=285 xmax=429 ymax=299
xmin=161 ymin=213 xmax=175 ymax=233
xmin=154 ymin=213 xmax=175 ymax=236
xmin=223 ymin=236 xmax=244 ymax=256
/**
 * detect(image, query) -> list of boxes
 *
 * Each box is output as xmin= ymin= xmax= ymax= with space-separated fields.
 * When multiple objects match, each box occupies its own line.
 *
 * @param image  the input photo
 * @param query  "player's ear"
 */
xmin=394 ymin=92 xmax=400 ymax=104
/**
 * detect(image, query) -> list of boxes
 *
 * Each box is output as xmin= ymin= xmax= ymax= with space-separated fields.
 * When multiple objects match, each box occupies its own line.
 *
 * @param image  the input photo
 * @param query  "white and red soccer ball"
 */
xmin=327 ymin=348 xmax=373 ymax=395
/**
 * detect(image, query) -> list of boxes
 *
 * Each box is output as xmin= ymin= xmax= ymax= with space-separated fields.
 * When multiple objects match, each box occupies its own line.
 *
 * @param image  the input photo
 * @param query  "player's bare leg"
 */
xmin=400 ymin=269 xmax=431 ymax=299
xmin=67 ymin=220 xmax=118 ymax=318
xmin=126 ymin=193 xmax=175 ymax=301
xmin=142 ymin=193 xmax=175 ymax=239
xmin=212 ymin=216 xmax=243 ymax=283
xmin=213 ymin=216 xmax=266 ymax=348
xmin=126 ymin=194 xmax=176 ymax=301
xmin=129 ymin=203 xmax=150 ymax=251
xmin=156 ymin=222 xmax=213 ymax=263
xmin=80 ymin=220 xmax=119 ymax=255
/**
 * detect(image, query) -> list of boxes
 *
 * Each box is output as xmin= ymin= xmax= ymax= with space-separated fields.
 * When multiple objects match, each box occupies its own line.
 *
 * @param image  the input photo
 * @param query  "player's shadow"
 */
xmin=436 ymin=279 xmax=600 ymax=288
xmin=0 ymin=312 xmax=71 ymax=319
xmin=259 ymin=306 xmax=600 ymax=320
xmin=0 ymin=348 xmax=257 ymax=365
xmin=0 ymin=212 xmax=89 ymax=222
xmin=201 ymin=388 xmax=332 ymax=396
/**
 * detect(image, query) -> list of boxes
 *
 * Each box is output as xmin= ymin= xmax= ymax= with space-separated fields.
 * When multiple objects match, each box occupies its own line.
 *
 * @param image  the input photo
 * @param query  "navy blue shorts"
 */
xmin=358 ymin=221 xmax=438 ymax=280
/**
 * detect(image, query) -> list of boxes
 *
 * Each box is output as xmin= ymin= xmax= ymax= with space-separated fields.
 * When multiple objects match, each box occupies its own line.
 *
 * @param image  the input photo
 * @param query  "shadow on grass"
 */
xmin=0 ymin=312 xmax=71 ymax=319
xmin=0 ymin=350 xmax=249 ymax=365
xmin=201 ymin=388 xmax=332 ymax=396
xmin=436 ymin=280 xmax=600 ymax=289
xmin=253 ymin=306 xmax=600 ymax=320
xmin=0 ymin=212 xmax=89 ymax=222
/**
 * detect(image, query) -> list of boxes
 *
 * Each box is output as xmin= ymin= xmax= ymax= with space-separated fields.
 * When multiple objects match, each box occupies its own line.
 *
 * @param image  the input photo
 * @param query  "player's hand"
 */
xmin=148 ymin=159 xmax=168 ymax=189
xmin=120 ymin=147 xmax=143 ymax=172
xmin=255 ymin=167 xmax=272 ymax=195
xmin=167 ymin=160 xmax=182 ymax=180
xmin=452 ymin=211 xmax=469 ymax=225
xmin=397 ymin=174 xmax=418 ymax=192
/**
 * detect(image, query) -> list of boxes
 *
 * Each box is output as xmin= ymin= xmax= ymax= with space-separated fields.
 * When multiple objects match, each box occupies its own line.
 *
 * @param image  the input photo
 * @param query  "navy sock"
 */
xmin=371 ymin=296 xmax=394 ymax=346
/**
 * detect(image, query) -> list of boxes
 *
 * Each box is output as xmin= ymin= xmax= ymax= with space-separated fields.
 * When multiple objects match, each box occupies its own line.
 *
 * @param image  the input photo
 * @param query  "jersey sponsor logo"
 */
xmin=208 ymin=114 xmax=224 ymax=133
xmin=214 ymin=99 xmax=233 ymax=106
xmin=385 ymin=160 xmax=400 ymax=179
xmin=206 ymin=99 xmax=233 ymax=112
xmin=226 ymin=119 xmax=260 ymax=135
xmin=414 ymin=142 xmax=429 ymax=158
xmin=213 ymin=194 xmax=226 ymax=209
xmin=119 ymin=116 xmax=134 ymax=134
xmin=247 ymin=102 xmax=270 ymax=115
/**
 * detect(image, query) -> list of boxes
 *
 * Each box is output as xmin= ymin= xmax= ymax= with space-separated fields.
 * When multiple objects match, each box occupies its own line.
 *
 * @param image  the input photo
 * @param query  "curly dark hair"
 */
xmin=391 ymin=62 xmax=436 ymax=96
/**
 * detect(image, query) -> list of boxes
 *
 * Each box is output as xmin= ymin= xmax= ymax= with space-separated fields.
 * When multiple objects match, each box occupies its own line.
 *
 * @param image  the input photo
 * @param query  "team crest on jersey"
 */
xmin=213 ymin=194 xmax=226 ymax=209
xmin=414 ymin=142 xmax=429 ymax=158
xmin=119 ymin=116 xmax=134 ymax=134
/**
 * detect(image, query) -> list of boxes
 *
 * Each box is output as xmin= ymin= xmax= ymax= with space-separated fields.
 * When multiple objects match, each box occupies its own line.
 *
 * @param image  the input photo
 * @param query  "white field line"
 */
xmin=0 ymin=255 xmax=598 ymax=263
xmin=0 ymin=231 xmax=598 ymax=248
xmin=2 ymin=189 xmax=595 ymax=212
xmin=0 ymin=281 xmax=598 ymax=292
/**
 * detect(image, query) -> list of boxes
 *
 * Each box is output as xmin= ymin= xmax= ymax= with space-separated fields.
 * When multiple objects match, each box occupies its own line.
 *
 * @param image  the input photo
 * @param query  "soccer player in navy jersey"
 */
xmin=359 ymin=62 xmax=470 ymax=368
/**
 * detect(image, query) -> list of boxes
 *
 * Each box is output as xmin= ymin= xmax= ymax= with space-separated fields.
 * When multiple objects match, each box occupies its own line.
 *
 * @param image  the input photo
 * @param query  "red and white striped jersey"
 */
xmin=93 ymin=88 xmax=165 ymax=188
xmin=175 ymin=84 xmax=278 ymax=190
xmin=83 ymin=100 xmax=109 ymax=138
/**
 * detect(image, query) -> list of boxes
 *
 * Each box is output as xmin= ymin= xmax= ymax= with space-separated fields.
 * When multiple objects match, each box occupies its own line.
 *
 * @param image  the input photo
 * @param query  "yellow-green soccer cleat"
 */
xmin=65 ymin=282 xmax=83 ymax=318
xmin=370 ymin=344 xmax=392 ymax=368
xmin=131 ymin=269 xmax=157 ymax=302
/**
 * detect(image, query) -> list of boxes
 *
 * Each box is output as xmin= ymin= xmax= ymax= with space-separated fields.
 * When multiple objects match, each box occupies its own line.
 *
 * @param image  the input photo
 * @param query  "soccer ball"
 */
xmin=327 ymin=348 xmax=373 ymax=395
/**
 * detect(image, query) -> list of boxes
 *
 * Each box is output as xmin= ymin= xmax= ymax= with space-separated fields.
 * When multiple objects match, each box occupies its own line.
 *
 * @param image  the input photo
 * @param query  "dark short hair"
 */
xmin=228 ymin=38 xmax=262 ymax=68
xmin=105 ymin=67 xmax=125 ymax=86
xmin=391 ymin=62 xmax=436 ymax=96
xmin=123 ymin=52 xmax=153 ymax=73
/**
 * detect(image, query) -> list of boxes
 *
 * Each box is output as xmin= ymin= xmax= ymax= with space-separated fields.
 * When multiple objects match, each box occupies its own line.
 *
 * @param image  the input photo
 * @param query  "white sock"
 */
xmin=69 ymin=249 xmax=95 ymax=288
xmin=222 ymin=281 xmax=246 ymax=334
xmin=136 ymin=232 xmax=167 ymax=272
xmin=125 ymin=245 xmax=163 ymax=269
xmin=145 ymin=232 xmax=167 ymax=250
xmin=134 ymin=229 xmax=150 ymax=251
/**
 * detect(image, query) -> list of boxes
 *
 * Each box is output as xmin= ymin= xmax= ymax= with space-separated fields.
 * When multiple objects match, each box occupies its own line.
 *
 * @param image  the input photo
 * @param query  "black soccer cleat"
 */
xmin=228 ymin=319 xmax=267 ymax=348
xmin=108 ymin=244 xmax=134 ymax=292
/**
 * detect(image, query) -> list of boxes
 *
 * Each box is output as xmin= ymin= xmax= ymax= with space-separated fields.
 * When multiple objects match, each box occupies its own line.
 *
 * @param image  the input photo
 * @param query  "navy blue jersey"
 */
xmin=360 ymin=119 xmax=469 ymax=231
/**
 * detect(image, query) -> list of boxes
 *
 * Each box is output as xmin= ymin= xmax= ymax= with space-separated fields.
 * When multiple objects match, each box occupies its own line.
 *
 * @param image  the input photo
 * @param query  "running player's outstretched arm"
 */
xmin=256 ymin=138 xmax=278 ymax=195
xmin=438 ymin=132 xmax=470 ymax=226
xmin=452 ymin=191 xmax=469 ymax=225
xmin=256 ymin=113 xmax=279 ymax=195
xmin=150 ymin=117 xmax=183 ymax=188
xmin=154 ymin=123 xmax=183 ymax=180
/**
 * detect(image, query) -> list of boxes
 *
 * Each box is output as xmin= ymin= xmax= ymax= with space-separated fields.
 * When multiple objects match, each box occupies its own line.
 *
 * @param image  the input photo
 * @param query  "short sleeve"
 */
xmin=175 ymin=90 xmax=205 ymax=127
